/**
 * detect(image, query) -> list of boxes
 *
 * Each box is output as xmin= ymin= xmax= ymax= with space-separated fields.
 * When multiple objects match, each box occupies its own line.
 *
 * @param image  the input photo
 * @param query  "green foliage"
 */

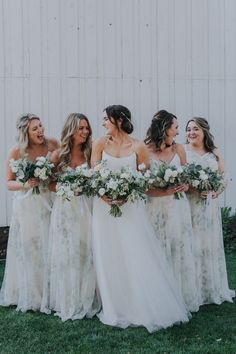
xmin=0 ymin=253 xmax=236 ymax=354
xmin=222 ymin=207 xmax=236 ymax=250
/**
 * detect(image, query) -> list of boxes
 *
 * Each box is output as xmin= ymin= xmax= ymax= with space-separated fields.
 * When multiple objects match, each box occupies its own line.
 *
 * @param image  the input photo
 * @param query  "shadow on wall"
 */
xmin=0 ymin=227 xmax=9 ymax=260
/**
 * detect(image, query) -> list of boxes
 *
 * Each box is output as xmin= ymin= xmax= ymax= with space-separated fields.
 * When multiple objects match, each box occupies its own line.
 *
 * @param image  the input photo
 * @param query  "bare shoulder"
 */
xmin=213 ymin=148 xmax=222 ymax=159
xmin=133 ymin=139 xmax=148 ymax=153
xmin=7 ymin=147 xmax=21 ymax=160
xmin=174 ymin=143 xmax=187 ymax=165
xmin=92 ymin=136 xmax=108 ymax=150
xmin=50 ymin=149 xmax=60 ymax=165
xmin=175 ymin=143 xmax=185 ymax=154
xmin=47 ymin=137 xmax=59 ymax=152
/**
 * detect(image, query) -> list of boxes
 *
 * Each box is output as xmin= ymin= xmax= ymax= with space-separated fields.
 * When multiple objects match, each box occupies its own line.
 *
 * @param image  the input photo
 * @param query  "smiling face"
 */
xmin=186 ymin=120 xmax=204 ymax=145
xmin=72 ymin=119 xmax=90 ymax=145
xmin=102 ymin=113 xmax=119 ymax=135
xmin=165 ymin=117 xmax=179 ymax=142
xmin=28 ymin=118 xmax=45 ymax=145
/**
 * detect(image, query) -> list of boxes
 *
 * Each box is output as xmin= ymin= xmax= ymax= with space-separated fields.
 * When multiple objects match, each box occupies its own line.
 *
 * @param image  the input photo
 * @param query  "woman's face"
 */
xmin=186 ymin=121 xmax=204 ymax=145
xmin=166 ymin=117 xmax=179 ymax=141
xmin=102 ymin=113 xmax=118 ymax=135
xmin=73 ymin=119 xmax=90 ymax=145
xmin=28 ymin=119 xmax=45 ymax=145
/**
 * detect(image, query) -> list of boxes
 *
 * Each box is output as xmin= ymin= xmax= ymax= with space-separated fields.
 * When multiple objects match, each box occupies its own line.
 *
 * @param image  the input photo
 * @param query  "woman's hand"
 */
xmin=200 ymin=191 xmax=218 ymax=199
xmin=101 ymin=196 xmax=125 ymax=206
xmin=24 ymin=178 xmax=40 ymax=189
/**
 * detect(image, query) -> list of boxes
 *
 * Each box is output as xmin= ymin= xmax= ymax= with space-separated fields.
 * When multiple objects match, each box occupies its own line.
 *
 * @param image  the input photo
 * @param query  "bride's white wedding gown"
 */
xmin=92 ymin=151 xmax=190 ymax=333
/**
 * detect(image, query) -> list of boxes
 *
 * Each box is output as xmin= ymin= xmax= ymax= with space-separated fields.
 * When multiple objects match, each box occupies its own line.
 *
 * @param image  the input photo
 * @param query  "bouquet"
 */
xmin=91 ymin=162 xmax=147 ymax=217
xmin=9 ymin=156 xmax=54 ymax=194
xmin=56 ymin=163 xmax=94 ymax=200
xmin=144 ymin=162 xmax=187 ymax=199
xmin=185 ymin=163 xmax=225 ymax=196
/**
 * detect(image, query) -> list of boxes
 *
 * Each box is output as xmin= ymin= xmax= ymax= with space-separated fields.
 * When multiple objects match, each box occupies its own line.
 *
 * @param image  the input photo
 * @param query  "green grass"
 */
xmin=0 ymin=253 xmax=235 ymax=354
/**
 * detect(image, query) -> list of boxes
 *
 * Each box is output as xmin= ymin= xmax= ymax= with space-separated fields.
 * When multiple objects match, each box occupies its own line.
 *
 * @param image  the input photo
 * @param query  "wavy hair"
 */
xmin=16 ymin=113 xmax=41 ymax=155
xmin=185 ymin=117 xmax=217 ymax=154
xmin=57 ymin=113 xmax=92 ymax=172
xmin=144 ymin=110 xmax=177 ymax=150
xmin=104 ymin=105 xmax=134 ymax=134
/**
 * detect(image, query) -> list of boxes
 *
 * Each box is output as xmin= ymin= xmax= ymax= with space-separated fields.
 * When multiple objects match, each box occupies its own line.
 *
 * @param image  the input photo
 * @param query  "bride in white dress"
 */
xmin=145 ymin=110 xmax=199 ymax=312
xmin=41 ymin=114 xmax=100 ymax=320
xmin=185 ymin=117 xmax=235 ymax=305
xmin=0 ymin=114 xmax=58 ymax=312
xmin=91 ymin=105 xmax=190 ymax=333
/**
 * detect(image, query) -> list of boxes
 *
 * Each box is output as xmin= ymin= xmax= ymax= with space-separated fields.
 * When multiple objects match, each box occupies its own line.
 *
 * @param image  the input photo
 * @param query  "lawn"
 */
xmin=0 ymin=252 xmax=235 ymax=354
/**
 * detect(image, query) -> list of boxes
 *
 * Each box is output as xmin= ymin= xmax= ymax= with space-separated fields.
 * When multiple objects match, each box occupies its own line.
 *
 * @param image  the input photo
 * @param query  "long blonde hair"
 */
xmin=57 ymin=113 xmax=92 ymax=172
xmin=16 ymin=114 xmax=41 ymax=155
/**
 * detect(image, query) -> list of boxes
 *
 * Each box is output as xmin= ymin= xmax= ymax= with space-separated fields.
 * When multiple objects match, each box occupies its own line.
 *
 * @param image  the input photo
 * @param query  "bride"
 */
xmin=91 ymin=104 xmax=191 ymax=333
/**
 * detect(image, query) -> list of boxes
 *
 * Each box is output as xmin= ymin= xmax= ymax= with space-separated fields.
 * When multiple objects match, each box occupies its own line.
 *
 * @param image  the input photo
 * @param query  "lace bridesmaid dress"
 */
xmin=147 ymin=154 xmax=199 ymax=312
xmin=0 ymin=184 xmax=53 ymax=312
xmin=41 ymin=191 xmax=100 ymax=321
xmin=185 ymin=145 xmax=235 ymax=305
xmin=92 ymin=151 xmax=190 ymax=333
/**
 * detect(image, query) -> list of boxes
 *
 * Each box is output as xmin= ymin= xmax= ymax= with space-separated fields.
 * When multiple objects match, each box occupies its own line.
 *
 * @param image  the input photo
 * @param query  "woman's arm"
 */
xmin=6 ymin=148 xmax=39 ymax=191
xmin=135 ymin=141 xmax=150 ymax=170
xmin=90 ymin=137 xmax=106 ymax=167
xmin=175 ymin=144 xmax=187 ymax=166
xmin=48 ymin=150 xmax=60 ymax=192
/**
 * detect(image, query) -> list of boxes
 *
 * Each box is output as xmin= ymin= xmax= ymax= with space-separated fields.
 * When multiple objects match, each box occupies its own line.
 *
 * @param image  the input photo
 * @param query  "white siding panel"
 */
xmin=1 ymin=0 xmax=236 ymax=225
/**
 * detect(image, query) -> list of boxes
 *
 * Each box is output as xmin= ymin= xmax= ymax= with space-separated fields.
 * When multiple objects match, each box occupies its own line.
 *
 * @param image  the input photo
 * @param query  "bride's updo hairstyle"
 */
xmin=16 ymin=114 xmax=41 ymax=154
xmin=144 ymin=110 xmax=177 ymax=150
xmin=104 ymin=105 xmax=134 ymax=134
xmin=185 ymin=117 xmax=217 ymax=153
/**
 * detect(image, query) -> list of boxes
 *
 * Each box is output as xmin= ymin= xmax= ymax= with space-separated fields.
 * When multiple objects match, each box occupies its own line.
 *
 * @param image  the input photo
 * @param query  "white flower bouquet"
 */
xmin=91 ymin=162 xmax=147 ymax=217
xmin=56 ymin=163 xmax=94 ymax=200
xmin=9 ymin=156 xmax=54 ymax=194
xmin=185 ymin=163 xmax=224 ymax=196
xmin=144 ymin=162 xmax=187 ymax=199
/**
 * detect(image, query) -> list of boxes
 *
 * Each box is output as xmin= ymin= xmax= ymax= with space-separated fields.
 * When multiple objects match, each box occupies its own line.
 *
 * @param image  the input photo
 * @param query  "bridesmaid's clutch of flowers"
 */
xmin=9 ymin=156 xmax=54 ymax=194
xmin=144 ymin=163 xmax=187 ymax=200
xmin=56 ymin=163 xmax=95 ymax=200
xmin=185 ymin=163 xmax=225 ymax=195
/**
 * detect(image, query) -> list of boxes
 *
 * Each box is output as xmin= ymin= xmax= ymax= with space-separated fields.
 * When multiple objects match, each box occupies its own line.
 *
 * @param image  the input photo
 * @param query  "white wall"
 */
xmin=0 ymin=0 xmax=235 ymax=226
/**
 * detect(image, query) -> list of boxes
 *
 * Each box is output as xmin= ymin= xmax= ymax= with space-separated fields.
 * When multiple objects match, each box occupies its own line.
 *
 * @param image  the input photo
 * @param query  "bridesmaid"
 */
xmin=0 ymin=114 xmax=58 ymax=311
xmin=185 ymin=117 xmax=235 ymax=305
xmin=145 ymin=110 xmax=199 ymax=312
xmin=41 ymin=113 xmax=100 ymax=321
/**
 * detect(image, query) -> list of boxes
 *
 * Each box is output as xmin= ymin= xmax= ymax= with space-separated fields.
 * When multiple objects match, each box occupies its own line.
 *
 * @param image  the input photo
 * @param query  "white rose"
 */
xmin=83 ymin=169 xmax=93 ymax=178
xmin=164 ymin=169 xmax=173 ymax=182
xmin=138 ymin=163 xmax=146 ymax=171
xmin=107 ymin=180 xmax=118 ymax=190
xmin=192 ymin=180 xmax=200 ymax=188
xmin=98 ymin=188 xmax=106 ymax=196
xmin=144 ymin=170 xmax=151 ymax=178
xmin=199 ymin=172 xmax=208 ymax=181
xmin=35 ymin=156 xmax=46 ymax=166
xmin=34 ymin=167 xmax=43 ymax=177
xmin=171 ymin=170 xmax=178 ymax=178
